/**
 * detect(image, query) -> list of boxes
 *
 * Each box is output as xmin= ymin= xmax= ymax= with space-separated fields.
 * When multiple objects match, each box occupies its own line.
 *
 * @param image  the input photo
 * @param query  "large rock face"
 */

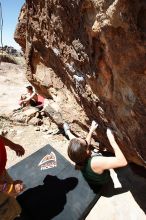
xmin=15 ymin=0 xmax=146 ymax=167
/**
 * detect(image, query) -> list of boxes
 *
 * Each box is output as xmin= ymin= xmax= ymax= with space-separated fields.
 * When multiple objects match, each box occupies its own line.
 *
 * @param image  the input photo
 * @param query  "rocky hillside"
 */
xmin=0 ymin=46 xmax=24 ymax=64
xmin=14 ymin=0 xmax=146 ymax=167
xmin=0 ymin=45 xmax=23 ymax=57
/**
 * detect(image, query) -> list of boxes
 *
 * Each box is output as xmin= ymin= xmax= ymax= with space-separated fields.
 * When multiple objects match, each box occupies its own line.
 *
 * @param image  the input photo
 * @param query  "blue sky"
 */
xmin=1 ymin=0 xmax=25 ymax=49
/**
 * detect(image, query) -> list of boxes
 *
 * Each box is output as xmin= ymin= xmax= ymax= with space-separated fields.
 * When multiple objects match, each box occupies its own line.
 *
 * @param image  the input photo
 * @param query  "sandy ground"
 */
xmin=0 ymin=62 xmax=27 ymax=114
xmin=87 ymin=191 xmax=146 ymax=220
xmin=0 ymin=62 xmax=69 ymax=165
xmin=0 ymin=62 xmax=146 ymax=220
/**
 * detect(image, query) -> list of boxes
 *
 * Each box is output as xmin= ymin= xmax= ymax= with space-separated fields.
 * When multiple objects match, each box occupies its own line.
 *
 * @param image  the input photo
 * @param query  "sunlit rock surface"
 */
xmin=15 ymin=0 xmax=146 ymax=167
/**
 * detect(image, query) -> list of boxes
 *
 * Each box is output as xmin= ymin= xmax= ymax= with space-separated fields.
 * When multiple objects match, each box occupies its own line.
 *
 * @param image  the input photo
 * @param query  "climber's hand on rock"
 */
xmin=90 ymin=121 xmax=98 ymax=133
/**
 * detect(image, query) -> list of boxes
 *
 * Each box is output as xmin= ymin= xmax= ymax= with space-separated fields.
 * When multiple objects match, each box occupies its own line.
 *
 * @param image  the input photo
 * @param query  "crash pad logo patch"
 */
xmin=38 ymin=152 xmax=57 ymax=170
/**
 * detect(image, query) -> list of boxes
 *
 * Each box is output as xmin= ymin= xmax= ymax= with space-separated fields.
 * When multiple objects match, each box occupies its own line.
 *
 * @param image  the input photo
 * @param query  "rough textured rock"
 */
xmin=15 ymin=0 xmax=146 ymax=167
xmin=11 ymin=107 xmax=39 ymax=124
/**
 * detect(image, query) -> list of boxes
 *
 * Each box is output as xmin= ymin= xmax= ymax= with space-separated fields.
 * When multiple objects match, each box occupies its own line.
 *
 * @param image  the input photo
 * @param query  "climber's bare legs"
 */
xmin=63 ymin=123 xmax=76 ymax=140
xmin=66 ymin=130 xmax=76 ymax=140
xmin=109 ymin=169 xmax=122 ymax=188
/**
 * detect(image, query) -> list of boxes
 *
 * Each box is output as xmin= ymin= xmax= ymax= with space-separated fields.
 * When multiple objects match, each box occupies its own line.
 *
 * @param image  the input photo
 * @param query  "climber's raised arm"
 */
xmin=86 ymin=121 xmax=98 ymax=145
xmin=91 ymin=129 xmax=127 ymax=172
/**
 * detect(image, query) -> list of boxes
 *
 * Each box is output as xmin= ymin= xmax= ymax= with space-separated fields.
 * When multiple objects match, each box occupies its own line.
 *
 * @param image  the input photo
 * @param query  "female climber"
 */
xmin=63 ymin=121 xmax=127 ymax=190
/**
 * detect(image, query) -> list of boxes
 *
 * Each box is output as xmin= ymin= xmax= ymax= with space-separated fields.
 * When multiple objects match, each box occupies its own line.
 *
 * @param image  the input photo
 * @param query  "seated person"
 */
xmin=0 ymin=135 xmax=25 ymax=219
xmin=19 ymin=85 xmax=38 ymax=107
xmin=63 ymin=121 xmax=127 ymax=191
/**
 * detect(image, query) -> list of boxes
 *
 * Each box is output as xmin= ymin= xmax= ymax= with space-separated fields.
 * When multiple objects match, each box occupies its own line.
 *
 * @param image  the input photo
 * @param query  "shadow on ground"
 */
xmin=12 ymin=146 xmax=146 ymax=219
xmin=101 ymin=164 xmax=146 ymax=214
xmin=16 ymin=175 xmax=78 ymax=220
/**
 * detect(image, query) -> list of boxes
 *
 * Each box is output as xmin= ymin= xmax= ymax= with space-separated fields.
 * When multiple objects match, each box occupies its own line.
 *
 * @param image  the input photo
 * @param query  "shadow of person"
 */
xmin=16 ymin=175 xmax=78 ymax=220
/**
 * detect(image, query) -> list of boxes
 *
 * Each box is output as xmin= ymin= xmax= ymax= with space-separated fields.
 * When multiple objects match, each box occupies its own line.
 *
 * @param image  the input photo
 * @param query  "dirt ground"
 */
xmin=0 ymin=62 xmax=146 ymax=220
xmin=0 ymin=62 xmax=69 ymax=168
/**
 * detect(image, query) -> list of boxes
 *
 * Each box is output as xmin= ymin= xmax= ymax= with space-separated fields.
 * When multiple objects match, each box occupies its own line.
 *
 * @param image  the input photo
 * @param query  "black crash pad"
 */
xmin=8 ymin=145 xmax=100 ymax=220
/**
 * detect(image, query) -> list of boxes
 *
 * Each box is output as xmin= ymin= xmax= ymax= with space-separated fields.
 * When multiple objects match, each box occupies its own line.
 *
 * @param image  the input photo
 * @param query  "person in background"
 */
xmin=64 ymin=121 xmax=127 ymax=191
xmin=0 ymin=135 xmax=25 ymax=220
xmin=19 ymin=85 xmax=38 ymax=107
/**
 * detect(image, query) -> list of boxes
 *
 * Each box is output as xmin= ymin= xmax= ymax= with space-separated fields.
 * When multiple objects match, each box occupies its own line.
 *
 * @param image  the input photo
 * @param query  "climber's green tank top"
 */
xmin=81 ymin=156 xmax=110 ymax=186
